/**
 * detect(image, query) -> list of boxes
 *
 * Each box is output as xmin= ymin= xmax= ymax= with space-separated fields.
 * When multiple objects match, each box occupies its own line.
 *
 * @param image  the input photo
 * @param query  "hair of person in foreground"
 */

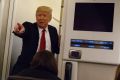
xmin=31 ymin=50 xmax=58 ymax=75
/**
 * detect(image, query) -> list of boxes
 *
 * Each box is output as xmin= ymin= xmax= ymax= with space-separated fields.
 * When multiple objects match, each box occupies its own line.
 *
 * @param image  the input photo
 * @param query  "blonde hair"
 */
xmin=36 ymin=6 xmax=52 ymax=15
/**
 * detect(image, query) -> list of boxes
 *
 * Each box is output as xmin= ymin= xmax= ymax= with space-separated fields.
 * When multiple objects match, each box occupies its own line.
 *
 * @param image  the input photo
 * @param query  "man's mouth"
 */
xmin=39 ymin=22 xmax=44 ymax=24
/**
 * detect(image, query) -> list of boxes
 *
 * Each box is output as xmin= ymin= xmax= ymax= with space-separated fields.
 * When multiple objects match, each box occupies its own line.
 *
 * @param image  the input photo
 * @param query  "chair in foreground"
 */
xmin=8 ymin=75 xmax=49 ymax=80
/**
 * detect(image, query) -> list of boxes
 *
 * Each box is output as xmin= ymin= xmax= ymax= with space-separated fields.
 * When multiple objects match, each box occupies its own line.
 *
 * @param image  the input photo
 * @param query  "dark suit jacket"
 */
xmin=11 ymin=22 xmax=59 ymax=75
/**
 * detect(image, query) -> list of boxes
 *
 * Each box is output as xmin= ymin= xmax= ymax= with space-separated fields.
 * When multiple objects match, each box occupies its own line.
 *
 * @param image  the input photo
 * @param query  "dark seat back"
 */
xmin=8 ymin=75 xmax=49 ymax=80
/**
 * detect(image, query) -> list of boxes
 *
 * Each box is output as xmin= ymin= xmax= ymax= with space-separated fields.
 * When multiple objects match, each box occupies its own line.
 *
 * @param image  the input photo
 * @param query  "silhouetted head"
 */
xmin=31 ymin=50 xmax=58 ymax=75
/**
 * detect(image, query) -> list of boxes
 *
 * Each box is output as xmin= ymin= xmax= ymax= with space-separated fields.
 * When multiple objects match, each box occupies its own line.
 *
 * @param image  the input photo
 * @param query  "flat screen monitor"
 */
xmin=73 ymin=3 xmax=114 ymax=32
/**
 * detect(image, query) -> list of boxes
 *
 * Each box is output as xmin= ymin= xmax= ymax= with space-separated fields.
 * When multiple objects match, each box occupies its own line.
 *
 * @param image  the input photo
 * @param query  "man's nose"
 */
xmin=40 ymin=15 xmax=45 ymax=19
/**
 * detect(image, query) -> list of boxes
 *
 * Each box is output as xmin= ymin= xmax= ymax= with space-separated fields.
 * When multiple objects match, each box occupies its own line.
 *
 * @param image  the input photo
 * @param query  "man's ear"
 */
xmin=48 ymin=14 xmax=52 ymax=22
xmin=49 ymin=18 xmax=52 ymax=22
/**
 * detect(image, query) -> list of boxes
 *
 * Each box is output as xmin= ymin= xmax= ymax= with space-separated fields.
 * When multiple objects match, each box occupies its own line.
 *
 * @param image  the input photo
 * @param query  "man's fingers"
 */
xmin=19 ymin=26 xmax=25 ymax=33
xmin=14 ymin=23 xmax=25 ymax=33
xmin=14 ymin=24 xmax=19 ymax=32
xmin=17 ymin=23 xmax=23 ymax=28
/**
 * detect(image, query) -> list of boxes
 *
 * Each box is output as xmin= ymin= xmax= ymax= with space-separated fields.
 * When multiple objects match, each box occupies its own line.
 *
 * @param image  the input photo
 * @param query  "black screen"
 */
xmin=73 ymin=3 xmax=114 ymax=32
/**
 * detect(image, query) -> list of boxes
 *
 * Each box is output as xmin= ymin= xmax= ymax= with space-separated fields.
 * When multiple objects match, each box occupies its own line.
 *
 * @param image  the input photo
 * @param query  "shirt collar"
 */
xmin=38 ymin=26 xmax=48 ymax=32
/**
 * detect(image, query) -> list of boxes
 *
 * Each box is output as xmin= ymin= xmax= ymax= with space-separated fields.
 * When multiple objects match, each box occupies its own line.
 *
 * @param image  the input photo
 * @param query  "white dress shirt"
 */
xmin=37 ymin=26 xmax=51 ymax=52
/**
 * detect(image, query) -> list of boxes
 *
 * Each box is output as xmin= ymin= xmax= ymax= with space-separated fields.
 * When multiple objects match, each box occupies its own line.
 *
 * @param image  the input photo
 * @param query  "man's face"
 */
xmin=36 ymin=11 xmax=51 ymax=29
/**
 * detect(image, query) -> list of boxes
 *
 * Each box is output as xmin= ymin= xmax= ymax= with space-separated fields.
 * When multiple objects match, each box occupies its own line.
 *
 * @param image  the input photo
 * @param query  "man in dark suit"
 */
xmin=11 ymin=6 xmax=59 ymax=75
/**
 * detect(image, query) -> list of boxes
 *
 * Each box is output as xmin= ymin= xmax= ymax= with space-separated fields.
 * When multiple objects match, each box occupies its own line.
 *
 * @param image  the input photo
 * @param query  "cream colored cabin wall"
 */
xmin=60 ymin=0 xmax=120 ymax=80
xmin=78 ymin=62 xmax=117 ymax=80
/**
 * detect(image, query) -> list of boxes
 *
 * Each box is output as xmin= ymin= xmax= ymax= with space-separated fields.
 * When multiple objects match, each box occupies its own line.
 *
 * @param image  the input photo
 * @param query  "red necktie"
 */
xmin=39 ymin=29 xmax=46 ymax=51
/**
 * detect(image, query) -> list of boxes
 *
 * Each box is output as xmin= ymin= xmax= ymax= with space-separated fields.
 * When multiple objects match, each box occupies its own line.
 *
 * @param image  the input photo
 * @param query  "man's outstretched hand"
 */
xmin=14 ymin=23 xmax=25 ymax=34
